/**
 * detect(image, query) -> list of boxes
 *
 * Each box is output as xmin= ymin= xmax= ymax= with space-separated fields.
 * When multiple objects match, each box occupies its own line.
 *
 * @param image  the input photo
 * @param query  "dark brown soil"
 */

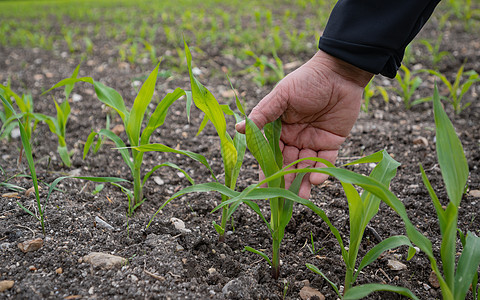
xmin=1 ymin=8 xmax=479 ymax=300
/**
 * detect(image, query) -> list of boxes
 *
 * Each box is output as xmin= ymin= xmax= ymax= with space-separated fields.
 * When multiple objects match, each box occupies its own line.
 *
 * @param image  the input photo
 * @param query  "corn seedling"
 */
xmin=394 ymin=64 xmax=429 ymax=109
xmin=421 ymin=64 xmax=479 ymax=114
xmin=416 ymin=84 xmax=480 ymax=300
xmin=419 ymin=13 xmax=451 ymax=69
xmin=0 ymin=80 xmax=39 ymax=143
xmin=362 ymin=79 xmax=389 ymax=113
xmin=184 ymin=42 xmax=246 ymax=242
xmin=46 ymin=63 xmax=213 ymax=215
xmin=245 ymin=49 xmax=285 ymax=87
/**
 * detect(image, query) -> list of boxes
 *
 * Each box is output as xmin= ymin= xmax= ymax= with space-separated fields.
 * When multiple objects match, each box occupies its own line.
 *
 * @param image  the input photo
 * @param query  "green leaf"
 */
xmin=354 ymin=236 xmax=413 ymax=281
xmin=343 ymin=283 xmax=419 ymax=300
xmin=83 ymin=131 xmax=99 ymax=159
xmin=142 ymin=162 xmax=194 ymax=187
xmin=264 ymin=118 xmax=283 ymax=169
xmin=454 ymin=233 xmax=480 ymax=299
xmin=147 ymin=182 xmax=239 ymax=228
xmin=243 ymin=246 xmax=272 ymax=266
xmin=419 ymin=164 xmax=446 ymax=231
xmin=184 ymin=41 xmax=237 ymax=174
xmin=140 ymin=87 xmax=187 ymax=145
xmin=132 ymin=143 xmax=216 ymax=180
xmin=127 ymin=64 xmax=160 ymax=147
xmin=433 ymin=83 xmax=468 ymax=207
xmin=57 ymin=144 xmax=71 ymax=167
xmin=95 ymin=129 xmax=133 ymax=172
xmin=245 ymin=117 xmax=280 ymax=186
xmin=306 ymin=263 xmax=341 ymax=297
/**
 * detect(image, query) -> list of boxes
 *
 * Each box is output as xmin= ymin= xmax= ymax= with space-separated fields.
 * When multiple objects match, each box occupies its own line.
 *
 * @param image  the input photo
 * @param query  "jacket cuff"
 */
xmin=319 ymin=36 xmax=401 ymax=78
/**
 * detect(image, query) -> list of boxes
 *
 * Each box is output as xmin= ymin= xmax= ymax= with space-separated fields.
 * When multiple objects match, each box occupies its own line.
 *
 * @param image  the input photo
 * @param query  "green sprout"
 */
xmin=421 ymin=64 xmax=479 ymax=115
xmin=416 ymin=84 xmax=480 ymax=300
xmin=393 ymin=64 xmax=429 ymax=109
xmin=45 ymin=63 xmax=212 ymax=215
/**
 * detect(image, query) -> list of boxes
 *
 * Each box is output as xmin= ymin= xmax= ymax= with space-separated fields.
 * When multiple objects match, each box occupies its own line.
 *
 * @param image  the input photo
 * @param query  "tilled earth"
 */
xmin=0 ymin=16 xmax=479 ymax=300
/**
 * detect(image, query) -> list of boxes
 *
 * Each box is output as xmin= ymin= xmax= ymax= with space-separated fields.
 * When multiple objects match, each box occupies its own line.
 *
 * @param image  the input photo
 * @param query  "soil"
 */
xmin=1 ymin=7 xmax=479 ymax=300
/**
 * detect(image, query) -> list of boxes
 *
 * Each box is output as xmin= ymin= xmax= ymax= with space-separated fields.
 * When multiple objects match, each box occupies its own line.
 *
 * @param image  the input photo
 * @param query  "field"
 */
xmin=0 ymin=0 xmax=479 ymax=299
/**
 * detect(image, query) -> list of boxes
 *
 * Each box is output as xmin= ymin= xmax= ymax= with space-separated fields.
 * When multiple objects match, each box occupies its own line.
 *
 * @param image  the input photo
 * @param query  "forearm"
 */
xmin=318 ymin=0 xmax=441 ymax=78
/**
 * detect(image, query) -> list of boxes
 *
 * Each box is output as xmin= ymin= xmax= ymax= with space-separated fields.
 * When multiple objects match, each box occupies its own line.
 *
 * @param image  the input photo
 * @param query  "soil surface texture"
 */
xmin=1 ymin=12 xmax=480 ymax=300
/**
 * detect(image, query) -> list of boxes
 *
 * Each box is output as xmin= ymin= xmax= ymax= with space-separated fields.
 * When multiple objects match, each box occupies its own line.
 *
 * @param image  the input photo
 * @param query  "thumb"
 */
xmin=235 ymin=86 xmax=288 ymax=134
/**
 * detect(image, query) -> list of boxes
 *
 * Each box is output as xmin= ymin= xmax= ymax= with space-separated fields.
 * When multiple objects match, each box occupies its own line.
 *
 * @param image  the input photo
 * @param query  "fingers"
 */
xmin=282 ymin=148 xmax=339 ymax=199
xmin=309 ymin=150 xmax=338 ymax=185
xmin=235 ymin=82 xmax=288 ymax=134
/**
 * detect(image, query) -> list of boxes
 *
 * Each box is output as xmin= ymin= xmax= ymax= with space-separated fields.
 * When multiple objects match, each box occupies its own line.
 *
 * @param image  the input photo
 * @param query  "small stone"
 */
xmin=219 ymin=254 xmax=226 ymax=259
xmin=88 ymin=287 xmax=94 ymax=295
xmin=208 ymin=268 xmax=216 ymax=274
xmin=387 ymin=259 xmax=407 ymax=271
xmin=170 ymin=217 xmax=191 ymax=233
xmin=55 ymin=267 xmax=63 ymax=274
xmin=111 ymin=124 xmax=124 ymax=135
xmin=428 ymin=270 xmax=440 ymax=288
xmin=82 ymin=252 xmax=126 ymax=269
xmin=18 ymin=238 xmax=44 ymax=253
xmin=413 ymin=136 xmax=428 ymax=146
xmin=192 ymin=67 xmax=202 ymax=76
xmin=71 ymin=94 xmax=82 ymax=102
xmin=176 ymin=172 xmax=185 ymax=178
xmin=0 ymin=242 xmax=11 ymax=250
xmin=153 ymin=176 xmax=164 ymax=186
xmin=0 ymin=280 xmax=14 ymax=292
xmin=28 ymin=265 xmax=37 ymax=271
xmin=33 ymin=74 xmax=44 ymax=81
xmin=130 ymin=275 xmax=138 ymax=283
xmin=95 ymin=216 xmax=114 ymax=230
xmin=175 ymin=244 xmax=184 ymax=251
xmin=469 ymin=190 xmax=480 ymax=198
xmin=10 ymin=128 xmax=20 ymax=139
xmin=299 ymin=286 xmax=325 ymax=300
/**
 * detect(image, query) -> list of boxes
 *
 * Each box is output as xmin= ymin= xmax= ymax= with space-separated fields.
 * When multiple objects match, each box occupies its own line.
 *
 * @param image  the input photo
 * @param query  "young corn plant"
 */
xmin=393 ymin=64 xmax=429 ymax=109
xmin=419 ymin=13 xmax=451 ymax=69
xmin=32 ymin=63 xmax=81 ymax=167
xmin=362 ymin=79 xmax=389 ymax=113
xmin=45 ymin=63 xmax=212 ymax=215
xmin=245 ymin=49 xmax=284 ymax=87
xmin=421 ymin=64 xmax=479 ymax=114
xmin=0 ymin=81 xmax=38 ymax=143
xmin=416 ymin=84 xmax=480 ymax=300
xmin=140 ymin=43 xmax=247 ymax=243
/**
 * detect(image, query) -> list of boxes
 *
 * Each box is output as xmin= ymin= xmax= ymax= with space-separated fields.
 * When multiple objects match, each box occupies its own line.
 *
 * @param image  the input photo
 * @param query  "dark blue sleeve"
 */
xmin=318 ymin=0 xmax=440 ymax=78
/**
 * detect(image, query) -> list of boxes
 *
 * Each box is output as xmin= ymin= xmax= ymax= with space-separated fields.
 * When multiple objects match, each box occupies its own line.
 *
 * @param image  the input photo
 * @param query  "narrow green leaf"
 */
xmin=83 ymin=131 xmax=99 ymax=159
xmin=343 ymin=283 xmax=419 ymax=300
xmin=141 ymin=87 xmax=187 ymax=145
xmin=355 ymin=236 xmax=413 ymax=281
xmin=454 ymin=232 xmax=480 ymax=300
xmin=245 ymin=117 xmax=279 ymax=186
xmin=147 ymin=182 xmax=239 ymax=228
xmin=306 ymin=263 xmax=341 ymax=297
xmin=419 ymin=164 xmax=446 ymax=231
xmin=142 ymin=162 xmax=194 ymax=187
xmin=132 ymin=143 xmax=216 ymax=180
xmin=243 ymin=246 xmax=272 ymax=266
xmin=433 ymin=83 xmax=469 ymax=207
xmin=127 ymin=64 xmax=160 ymax=147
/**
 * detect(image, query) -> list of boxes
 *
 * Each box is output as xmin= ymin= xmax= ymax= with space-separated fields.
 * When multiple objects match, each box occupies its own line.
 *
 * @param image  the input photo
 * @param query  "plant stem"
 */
xmin=133 ymin=165 xmax=143 ymax=206
xmin=271 ymin=238 xmax=280 ymax=279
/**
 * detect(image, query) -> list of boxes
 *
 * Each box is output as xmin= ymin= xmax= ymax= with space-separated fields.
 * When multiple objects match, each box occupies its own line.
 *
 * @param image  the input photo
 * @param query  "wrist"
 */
xmin=312 ymin=50 xmax=374 ymax=88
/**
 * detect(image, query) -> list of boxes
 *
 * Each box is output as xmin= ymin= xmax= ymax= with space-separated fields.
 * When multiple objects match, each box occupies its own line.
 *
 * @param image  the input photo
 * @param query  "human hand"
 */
xmin=236 ymin=50 xmax=373 ymax=199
